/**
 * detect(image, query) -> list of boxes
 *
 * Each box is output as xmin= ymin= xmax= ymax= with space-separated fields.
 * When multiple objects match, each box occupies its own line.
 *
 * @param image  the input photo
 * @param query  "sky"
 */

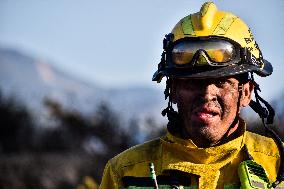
xmin=0 ymin=0 xmax=283 ymax=100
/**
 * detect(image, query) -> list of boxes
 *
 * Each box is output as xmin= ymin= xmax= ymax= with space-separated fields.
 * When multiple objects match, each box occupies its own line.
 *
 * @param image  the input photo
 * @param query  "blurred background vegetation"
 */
xmin=0 ymin=90 xmax=166 ymax=189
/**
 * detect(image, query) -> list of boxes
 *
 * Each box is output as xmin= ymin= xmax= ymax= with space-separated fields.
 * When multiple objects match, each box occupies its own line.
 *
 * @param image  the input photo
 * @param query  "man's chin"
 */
xmin=187 ymin=121 xmax=223 ymax=140
xmin=190 ymin=127 xmax=223 ymax=146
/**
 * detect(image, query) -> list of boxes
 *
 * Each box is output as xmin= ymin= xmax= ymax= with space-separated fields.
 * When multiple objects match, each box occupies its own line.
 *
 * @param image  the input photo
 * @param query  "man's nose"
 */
xmin=198 ymin=83 xmax=219 ymax=102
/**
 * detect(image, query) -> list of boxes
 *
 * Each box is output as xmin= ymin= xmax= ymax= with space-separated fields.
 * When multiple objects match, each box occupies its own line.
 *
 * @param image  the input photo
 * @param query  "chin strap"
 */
xmin=161 ymin=77 xmax=182 ymax=134
xmin=249 ymin=74 xmax=275 ymax=124
xmin=249 ymin=73 xmax=284 ymax=187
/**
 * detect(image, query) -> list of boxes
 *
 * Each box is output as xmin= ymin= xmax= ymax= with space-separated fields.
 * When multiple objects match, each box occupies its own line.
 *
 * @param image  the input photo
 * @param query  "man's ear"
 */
xmin=240 ymin=81 xmax=254 ymax=107
xmin=170 ymin=79 xmax=177 ymax=104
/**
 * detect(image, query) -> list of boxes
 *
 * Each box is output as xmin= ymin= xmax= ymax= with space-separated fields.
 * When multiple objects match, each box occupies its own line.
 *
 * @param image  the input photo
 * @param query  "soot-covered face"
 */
xmin=172 ymin=76 xmax=253 ymax=147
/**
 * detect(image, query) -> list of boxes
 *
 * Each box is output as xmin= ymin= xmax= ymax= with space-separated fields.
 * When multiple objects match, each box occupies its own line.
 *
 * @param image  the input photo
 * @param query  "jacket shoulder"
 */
xmin=245 ymin=131 xmax=280 ymax=158
xmin=245 ymin=131 xmax=281 ymax=181
xmin=109 ymin=138 xmax=162 ymax=171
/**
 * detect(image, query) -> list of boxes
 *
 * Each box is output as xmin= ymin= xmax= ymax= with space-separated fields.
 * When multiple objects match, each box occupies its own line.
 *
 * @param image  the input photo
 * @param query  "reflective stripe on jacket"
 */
xmin=99 ymin=120 xmax=280 ymax=189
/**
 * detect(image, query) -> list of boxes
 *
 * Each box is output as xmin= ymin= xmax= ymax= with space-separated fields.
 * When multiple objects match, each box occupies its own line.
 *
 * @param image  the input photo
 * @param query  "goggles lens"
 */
xmin=172 ymin=39 xmax=236 ymax=65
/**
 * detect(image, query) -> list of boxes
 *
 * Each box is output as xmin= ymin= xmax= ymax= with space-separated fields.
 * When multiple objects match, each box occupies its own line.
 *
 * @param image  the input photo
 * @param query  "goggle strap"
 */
xmin=159 ymin=33 xmax=174 ymax=72
xmin=163 ymin=33 xmax=174 ymax=50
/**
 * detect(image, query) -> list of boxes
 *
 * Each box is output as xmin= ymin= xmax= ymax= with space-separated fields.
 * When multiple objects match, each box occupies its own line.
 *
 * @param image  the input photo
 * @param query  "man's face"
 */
xmin=172 ymin=76 xmax=252 ymax=147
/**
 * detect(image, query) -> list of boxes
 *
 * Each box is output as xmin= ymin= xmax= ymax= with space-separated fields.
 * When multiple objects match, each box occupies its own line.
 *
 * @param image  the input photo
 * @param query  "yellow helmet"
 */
xmin=153 ymin=2 xmax=272 ymax=81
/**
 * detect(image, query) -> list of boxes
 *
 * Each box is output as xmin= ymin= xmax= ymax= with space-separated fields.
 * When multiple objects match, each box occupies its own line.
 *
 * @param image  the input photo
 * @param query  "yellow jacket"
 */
xmin=99 ymin=120 xmax=280 ymax=189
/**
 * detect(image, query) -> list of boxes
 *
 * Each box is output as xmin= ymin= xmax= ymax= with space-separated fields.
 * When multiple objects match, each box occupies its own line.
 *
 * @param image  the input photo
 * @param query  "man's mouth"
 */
xmin=197 ymin=112 xmax=216 ymax=118
xmin=192 ymin=107 xmax=220 ymax=122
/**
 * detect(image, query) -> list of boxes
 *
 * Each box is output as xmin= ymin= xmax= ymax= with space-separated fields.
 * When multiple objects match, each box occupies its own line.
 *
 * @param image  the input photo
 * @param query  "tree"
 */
xmin=0 ymin=91 xmax=34 ymax=153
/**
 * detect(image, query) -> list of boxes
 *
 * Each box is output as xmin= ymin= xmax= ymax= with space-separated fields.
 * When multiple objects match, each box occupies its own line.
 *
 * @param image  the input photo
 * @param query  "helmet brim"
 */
xmin=152 ymin=60 xmax=273 ymax=81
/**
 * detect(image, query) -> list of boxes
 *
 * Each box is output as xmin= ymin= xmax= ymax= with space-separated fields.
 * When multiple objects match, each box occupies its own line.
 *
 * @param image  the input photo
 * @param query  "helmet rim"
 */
xmin=152 ymin=60 xmax=272 ymax=81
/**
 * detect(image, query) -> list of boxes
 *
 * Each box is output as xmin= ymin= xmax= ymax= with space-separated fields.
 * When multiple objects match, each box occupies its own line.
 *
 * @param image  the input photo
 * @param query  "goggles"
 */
xmin=152 ymin=35 xmax=270 ymax=82
xmin=168 ymin=37 xmax=243 ymax=68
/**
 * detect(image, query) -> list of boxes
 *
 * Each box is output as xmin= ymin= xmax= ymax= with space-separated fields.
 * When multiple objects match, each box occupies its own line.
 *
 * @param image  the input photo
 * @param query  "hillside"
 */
xmin=0 ymin=47 xmax=166 ymax=124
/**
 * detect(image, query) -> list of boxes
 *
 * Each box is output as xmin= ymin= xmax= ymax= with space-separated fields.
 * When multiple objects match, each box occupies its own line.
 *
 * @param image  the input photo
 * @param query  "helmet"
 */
xmin=153 ymin=2 xmax=272 ymax=82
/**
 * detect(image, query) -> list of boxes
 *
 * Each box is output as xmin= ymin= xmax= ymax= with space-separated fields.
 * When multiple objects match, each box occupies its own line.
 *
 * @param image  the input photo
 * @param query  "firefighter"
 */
xmin=99 ymin=2 xmax=283 ymax=188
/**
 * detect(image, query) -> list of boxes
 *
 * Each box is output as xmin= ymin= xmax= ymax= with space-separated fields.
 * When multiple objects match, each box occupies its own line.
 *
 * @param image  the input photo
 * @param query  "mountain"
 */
xmin=0 ymin=47 xmax=166 ymax=124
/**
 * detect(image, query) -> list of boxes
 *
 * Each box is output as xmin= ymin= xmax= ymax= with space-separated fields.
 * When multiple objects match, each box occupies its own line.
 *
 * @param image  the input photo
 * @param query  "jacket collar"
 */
xmin=159 ymin=119 xmax=246 ymax=188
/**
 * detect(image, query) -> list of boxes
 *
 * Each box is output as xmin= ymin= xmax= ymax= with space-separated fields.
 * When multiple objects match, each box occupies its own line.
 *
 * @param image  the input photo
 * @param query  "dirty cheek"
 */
xmin=220 ymin=91 xmax=238 ymax=117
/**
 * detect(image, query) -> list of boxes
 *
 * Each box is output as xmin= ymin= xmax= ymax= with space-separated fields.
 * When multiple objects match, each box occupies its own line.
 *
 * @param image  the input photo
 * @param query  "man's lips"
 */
xmin=192 ymin=107 xmax=220 ymax=122
xmin=197 ymin=112 xmax=214 ymax=118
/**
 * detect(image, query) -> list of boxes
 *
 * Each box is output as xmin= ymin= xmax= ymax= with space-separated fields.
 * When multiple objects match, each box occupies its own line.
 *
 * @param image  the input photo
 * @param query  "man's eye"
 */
xmin=216 ymin=80 xmax=225 ymax=86
xmin=215 ymin=80 xmax=229 ymax=87
xmin=215 ymin=79 xmax=237 ymax=90
xmin=180 ymin=80 xmax=198 ymax=89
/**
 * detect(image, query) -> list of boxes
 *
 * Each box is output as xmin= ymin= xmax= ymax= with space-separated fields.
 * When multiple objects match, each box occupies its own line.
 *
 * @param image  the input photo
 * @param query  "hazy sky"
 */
xmin=0 ymin=0 xmax=283 ymax=100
